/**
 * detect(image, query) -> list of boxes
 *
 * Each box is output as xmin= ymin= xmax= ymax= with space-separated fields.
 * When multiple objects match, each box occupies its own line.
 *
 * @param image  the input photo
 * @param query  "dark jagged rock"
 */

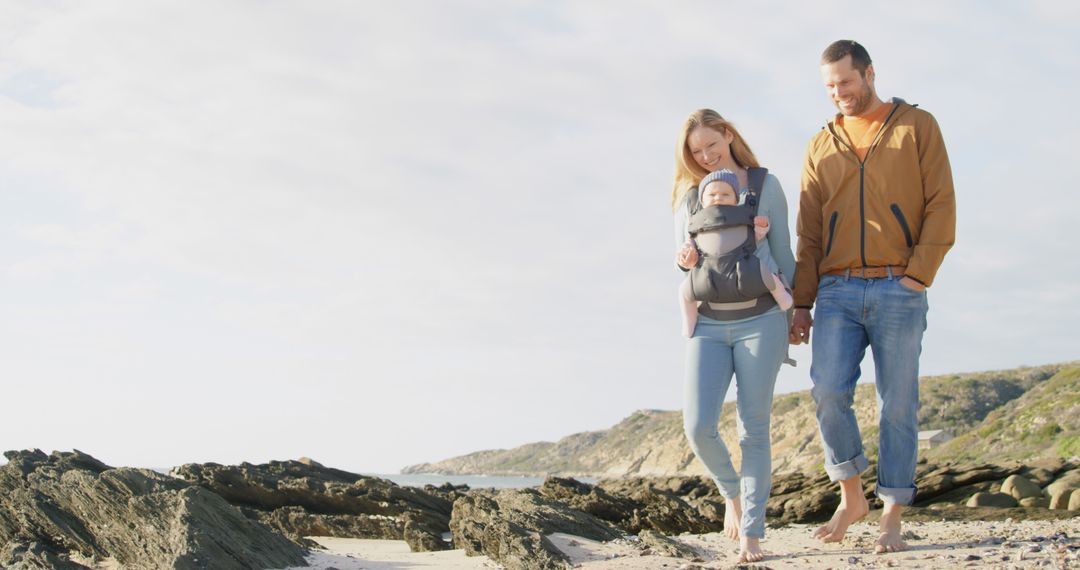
xmin=638 ymin=529 xmax=698 ymax=559
xmin=402 ymin=511 xmax=451 ymax=552
xmin=0 ymin=539 xmax=90 ymax=569
xmin=0 ymin=449 xmax=307 ymax=569
xmin=173 ymin=458 xmax=454 ymax=551
xmin=450 ymin=494 xmax=572 ymax=570
xmin=539 ymin=477 xmax=637 ymax=523
xmin=595 ymin=476 xmax=725 ymax=533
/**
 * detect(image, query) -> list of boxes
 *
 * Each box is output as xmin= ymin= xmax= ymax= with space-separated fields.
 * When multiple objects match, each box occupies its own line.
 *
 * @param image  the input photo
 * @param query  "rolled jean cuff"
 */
xmin=876 ymin=484 xmax=916 ymax=506
xmin=824 ymin=454 xmax=870 ymax=482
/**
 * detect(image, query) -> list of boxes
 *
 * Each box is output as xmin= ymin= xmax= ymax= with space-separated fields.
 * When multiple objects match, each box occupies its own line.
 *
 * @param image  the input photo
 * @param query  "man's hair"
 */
xmin=821 ymin=40 xmax=872 ymax=76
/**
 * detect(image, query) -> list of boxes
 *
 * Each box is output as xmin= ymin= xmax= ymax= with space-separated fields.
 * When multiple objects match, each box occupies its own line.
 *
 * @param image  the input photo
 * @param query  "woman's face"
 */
xmin=687 ymin=126 xmax=736 ymax=172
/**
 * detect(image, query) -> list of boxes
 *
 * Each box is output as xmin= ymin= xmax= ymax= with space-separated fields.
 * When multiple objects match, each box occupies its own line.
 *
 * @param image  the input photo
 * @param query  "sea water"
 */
xmin=371 ymin=473 xmax=598 ymax=489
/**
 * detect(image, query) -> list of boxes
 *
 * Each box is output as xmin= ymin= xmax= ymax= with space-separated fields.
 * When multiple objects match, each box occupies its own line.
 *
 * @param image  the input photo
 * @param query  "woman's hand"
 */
xmin=677 ymin=240 xmax=699 ymax=269
xmin=790 ymin=308 xmax=812 ymax=345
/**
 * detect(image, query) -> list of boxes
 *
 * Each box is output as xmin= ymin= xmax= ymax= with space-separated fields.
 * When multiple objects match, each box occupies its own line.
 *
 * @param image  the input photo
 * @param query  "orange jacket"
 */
xmin=794 ymin=100 xmax=956 ymax=308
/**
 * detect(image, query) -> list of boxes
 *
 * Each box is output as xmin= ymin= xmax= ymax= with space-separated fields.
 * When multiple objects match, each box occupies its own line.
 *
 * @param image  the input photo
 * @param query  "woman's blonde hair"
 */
xmin=671 ymin=109 xmax=760 ymax=211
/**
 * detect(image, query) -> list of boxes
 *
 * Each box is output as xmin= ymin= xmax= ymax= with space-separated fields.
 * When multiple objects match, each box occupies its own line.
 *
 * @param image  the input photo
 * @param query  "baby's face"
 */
xmin=702 ymin=181 xmax=738 ymax=207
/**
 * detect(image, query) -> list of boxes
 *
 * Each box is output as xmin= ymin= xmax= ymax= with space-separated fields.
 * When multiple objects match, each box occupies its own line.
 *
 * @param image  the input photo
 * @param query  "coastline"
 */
xmin=285 ymin=515 xmax=1080 ymax=569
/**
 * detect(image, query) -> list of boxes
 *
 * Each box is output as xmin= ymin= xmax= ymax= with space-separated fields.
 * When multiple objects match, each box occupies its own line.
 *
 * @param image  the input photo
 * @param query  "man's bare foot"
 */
xmin=812 ymin=495 xmax=869 ymax=543
xmin=724 ymin=497 xmax=742 ymax=541
xmin=738 ymin=536 xmax=764 ymax=563
xmin=875 ymin=503 xmax=909 ymax=553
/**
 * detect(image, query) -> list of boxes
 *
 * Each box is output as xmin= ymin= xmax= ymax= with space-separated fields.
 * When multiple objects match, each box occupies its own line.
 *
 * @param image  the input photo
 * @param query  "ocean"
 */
xmin=371 ymin=473 xmax=598 ymax=489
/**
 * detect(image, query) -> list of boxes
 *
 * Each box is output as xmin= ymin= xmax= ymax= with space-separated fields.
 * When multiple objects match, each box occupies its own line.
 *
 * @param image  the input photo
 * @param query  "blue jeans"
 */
xmin=683 ymin=309 xmax=787 ymax=538
xmin=810 ymin=274 xmax=928 ymax=505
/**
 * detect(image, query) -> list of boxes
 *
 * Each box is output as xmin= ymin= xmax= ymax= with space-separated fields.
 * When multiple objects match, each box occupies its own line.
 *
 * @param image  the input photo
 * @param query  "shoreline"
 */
xmin=285 ymin=515 xmax=1080 ymax=569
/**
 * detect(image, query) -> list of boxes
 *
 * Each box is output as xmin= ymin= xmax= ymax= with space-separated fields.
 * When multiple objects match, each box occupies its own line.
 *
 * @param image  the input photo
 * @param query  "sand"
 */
xmin=279 ymin=516 xmax=1080 ymax=569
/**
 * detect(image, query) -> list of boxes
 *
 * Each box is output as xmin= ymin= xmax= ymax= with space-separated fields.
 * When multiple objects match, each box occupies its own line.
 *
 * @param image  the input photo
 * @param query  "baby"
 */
xmin=680 ymin=169 xmax=793 ymax=337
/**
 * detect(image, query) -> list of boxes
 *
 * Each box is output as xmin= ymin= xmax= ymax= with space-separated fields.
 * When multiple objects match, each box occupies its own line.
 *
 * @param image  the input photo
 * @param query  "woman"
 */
xmin=672 ymin=109 xmax=795 ymax=563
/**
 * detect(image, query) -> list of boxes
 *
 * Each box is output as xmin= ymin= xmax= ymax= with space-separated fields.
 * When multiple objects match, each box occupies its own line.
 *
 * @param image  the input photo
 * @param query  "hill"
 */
xmin=402 ymin=362 xmax=1077 ymax=477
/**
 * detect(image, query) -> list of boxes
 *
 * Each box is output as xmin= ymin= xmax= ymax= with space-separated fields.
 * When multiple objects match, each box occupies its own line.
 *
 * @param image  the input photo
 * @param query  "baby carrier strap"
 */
xmin=685 ymin=167 xmax=768 ymax=236
xmin=695 ymin=166 xmax=779 ymax=322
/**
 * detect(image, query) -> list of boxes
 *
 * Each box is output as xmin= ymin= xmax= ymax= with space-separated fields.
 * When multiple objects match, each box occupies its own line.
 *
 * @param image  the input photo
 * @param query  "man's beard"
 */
xmin=837 ymin=80 xmax=874 ymax=117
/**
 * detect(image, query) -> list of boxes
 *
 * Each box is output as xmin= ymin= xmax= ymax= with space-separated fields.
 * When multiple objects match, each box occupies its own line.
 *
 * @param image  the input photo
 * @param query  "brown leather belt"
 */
xmin=824 ymin=265 xmax=906 ymax=279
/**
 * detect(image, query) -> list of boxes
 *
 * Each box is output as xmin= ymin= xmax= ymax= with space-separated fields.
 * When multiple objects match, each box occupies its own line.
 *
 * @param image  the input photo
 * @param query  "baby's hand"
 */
xmin=753 ymin=216 xmax=770 ymax=242
xmin=677 ymin=239 xmax=699 ymax=269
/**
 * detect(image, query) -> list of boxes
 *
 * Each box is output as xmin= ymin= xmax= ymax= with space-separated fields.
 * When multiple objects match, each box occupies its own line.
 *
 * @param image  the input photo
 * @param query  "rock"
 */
xmin=539 ymin=477 xmax=638 ymax=525
xmin=595 ymin=477 xmax=724 ymax=534
xmin=1020 ymin=497 xmax=1050 ymax=508
xmin=1050 ymin=489 xmax=1074 ymax=509
xmin=0 ymin=449 xmax=307 ymax=569
xmin=1045 ymin=471 xmax=1080 ymax=509
xmin=966 ymin=492 xmax=1019 ymax=508
xmin=638 ymin=529 xmax=698 ymax=559
xmin=403 ymin=511 xmax=451 ymax=552
xmin=449 ymin=494 xmax=572 ymax=570
xmin=173 ymin=457 xmax=454 ymax=551
xmin=1069 ymin=491 xmax=1080 ymax=511
xmin=1020 ymin=458 xmax=1069 ymax=487
xmin=0 ymin=540 xmax=90 ymax=569
xmin=1002 ymin=475 xmax=1043 ymax=500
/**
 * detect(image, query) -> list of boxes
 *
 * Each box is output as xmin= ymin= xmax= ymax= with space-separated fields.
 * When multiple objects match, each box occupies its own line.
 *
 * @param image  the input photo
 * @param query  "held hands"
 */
xmin=789 ymin=308 xmax=812 ymax=345
xmin=677 ymin=239 xmax=699 ymax=269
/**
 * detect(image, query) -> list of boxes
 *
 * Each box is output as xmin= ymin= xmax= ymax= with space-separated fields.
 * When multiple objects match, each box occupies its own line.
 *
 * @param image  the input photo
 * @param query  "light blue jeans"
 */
xmin=683 ymin=308 xmax=787 ymax=538
xmin=810 ymin=273 xmax=928 ymax=505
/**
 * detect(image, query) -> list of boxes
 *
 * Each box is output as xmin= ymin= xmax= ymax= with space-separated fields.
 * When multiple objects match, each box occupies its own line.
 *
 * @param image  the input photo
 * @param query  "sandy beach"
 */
xmin=281 ymin=515 xmax=1079 ymax=569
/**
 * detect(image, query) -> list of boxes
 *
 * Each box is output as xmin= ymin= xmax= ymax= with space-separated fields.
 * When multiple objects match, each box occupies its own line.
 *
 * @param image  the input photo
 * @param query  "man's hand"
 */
xmin=899 ymin=276 xmax=926 ymax=292
xmin=790 ymin=308 xmax=812 ymax=345
xmin=677 ymin=241 xmax=699 ymax=269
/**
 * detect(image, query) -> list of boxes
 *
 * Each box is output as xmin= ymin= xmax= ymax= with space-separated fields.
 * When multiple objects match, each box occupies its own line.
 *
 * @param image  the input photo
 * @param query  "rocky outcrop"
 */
xmin=450 ymin=493 xmax=575 ymax=570
xmin=172 ymin=458 xmax=456 ymax=551
xmin=0 ymin=449 xmax=307 ymax=569
xmin=638 ymin=529 xmax=699 ymax=559
xmin=404 ymin=362 xmax=1077 ymax=478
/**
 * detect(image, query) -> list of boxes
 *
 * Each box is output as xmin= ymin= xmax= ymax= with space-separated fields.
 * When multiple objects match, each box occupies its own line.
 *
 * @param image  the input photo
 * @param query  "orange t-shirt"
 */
xmin=837 ymin=102 xmax=894 ymax=161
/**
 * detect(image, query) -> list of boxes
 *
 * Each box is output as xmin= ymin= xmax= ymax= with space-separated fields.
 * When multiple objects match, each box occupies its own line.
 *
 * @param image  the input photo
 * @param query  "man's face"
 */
xmin=821 ymin=55 xmax=875 ymax=117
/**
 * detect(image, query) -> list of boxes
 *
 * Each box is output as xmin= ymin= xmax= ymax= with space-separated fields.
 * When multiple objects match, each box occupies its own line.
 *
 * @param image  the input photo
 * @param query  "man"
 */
xmin=790 ymin=40 xmax=955 ymax=553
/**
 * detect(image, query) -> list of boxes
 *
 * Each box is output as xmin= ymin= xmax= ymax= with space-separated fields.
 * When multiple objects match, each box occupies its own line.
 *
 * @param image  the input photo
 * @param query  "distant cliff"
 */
xmin=402 ymin=362 xmax=1078 ymax=477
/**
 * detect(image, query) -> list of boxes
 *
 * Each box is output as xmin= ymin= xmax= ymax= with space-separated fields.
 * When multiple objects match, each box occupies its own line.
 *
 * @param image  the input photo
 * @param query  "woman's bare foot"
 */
xmin=875 ymin=503 xmax=909 ymax=553
xmin=812 ymin=495 xmax=869 ymax=543
xmin=724 ymin=497 xmax=742 ymax=541
xmin=738 ymin=536 xmax=765 ymax=563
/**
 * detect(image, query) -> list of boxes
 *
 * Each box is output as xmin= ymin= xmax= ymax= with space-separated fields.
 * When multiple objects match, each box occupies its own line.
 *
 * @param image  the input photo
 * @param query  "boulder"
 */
xmin=1049 ymin=489 xmax=1074 ymax=510
xmin=173 ymin=458 xmax=454 ymax=551
xmin=638 ymin=529 xmax=698 ymax=559
xmin=1001 ymin=474 xmax=1043 ymax=500
xmin=0 ymin=449 xmax=307 ymax=569
xmin=1020 ymin=497 xmax=1050 ymax=508
xmin=1069 ymin=490 xmax=1080 ymax=511
xmin=1045 ymin=471 xmax=1080 ymax=509
xmin=966 ymin=492 xmax=1019 ymax=508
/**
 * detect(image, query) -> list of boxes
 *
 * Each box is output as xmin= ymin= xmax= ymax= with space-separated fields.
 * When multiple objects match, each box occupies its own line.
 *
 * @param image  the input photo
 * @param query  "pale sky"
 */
xmin=2 ymin=1 xmax=1077 ymax=474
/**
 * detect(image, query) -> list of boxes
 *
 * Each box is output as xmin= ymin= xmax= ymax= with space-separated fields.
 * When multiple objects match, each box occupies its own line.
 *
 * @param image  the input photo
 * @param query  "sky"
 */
xmin=1 ymin=1 xmax=1077 ymax=474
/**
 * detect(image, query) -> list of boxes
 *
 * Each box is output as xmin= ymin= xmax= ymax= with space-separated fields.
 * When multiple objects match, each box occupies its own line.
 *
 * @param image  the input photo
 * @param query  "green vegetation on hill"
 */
xmin=927 ymin=366 xmax=1080 ymax=464
xmin=403 ymin=362 xmax=1078 ymax=477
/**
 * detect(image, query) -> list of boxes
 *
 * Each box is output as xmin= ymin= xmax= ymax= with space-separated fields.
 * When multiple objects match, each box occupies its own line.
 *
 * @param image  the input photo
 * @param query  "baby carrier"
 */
xmin=684 ymin=167 xmax=775 ymax=321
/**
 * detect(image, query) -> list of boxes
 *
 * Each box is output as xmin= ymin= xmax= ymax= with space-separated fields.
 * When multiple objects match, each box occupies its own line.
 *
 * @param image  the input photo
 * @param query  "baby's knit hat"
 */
xmin=699 ymin=169 xmax=740 ymax=196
